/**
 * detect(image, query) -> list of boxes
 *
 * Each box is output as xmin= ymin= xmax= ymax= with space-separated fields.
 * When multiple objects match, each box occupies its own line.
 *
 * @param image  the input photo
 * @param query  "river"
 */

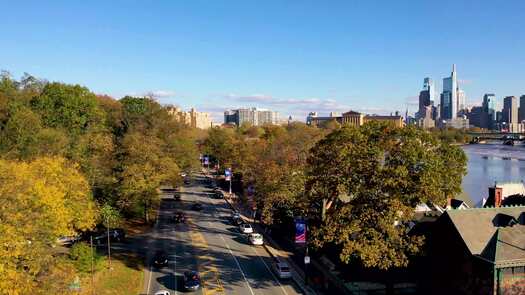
xmin=461 ymin=144 xmax=525 ymax=207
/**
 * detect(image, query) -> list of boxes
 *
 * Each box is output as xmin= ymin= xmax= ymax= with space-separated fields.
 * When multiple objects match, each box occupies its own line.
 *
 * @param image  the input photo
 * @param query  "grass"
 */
xmin=79 ymin=253 xmax=144 ymax=295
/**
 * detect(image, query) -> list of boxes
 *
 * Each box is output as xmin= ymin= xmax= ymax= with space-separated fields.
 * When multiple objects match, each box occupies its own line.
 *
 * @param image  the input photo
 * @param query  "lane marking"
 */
xmin=253 ymin=247 xmax=289 ymax=295
xmin=220 ymin=234 xmax=255 ymax=295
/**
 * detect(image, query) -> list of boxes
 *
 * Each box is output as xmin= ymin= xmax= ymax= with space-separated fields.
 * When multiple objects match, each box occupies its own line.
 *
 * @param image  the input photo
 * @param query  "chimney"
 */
xmin=494 ymin=187 xmax=503 ymax=207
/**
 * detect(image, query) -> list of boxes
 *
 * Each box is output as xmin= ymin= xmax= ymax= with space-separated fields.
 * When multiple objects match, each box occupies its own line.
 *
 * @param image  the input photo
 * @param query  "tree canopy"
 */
xmin=305 ymin=122 xmax=467 ymax=269
xmin=0 ymin=157 xmax=96 ymax=293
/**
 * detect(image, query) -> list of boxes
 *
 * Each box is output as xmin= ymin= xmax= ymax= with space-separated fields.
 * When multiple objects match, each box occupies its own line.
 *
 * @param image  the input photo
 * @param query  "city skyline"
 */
xmin=2 ymin=1 xmax=525 ymax=122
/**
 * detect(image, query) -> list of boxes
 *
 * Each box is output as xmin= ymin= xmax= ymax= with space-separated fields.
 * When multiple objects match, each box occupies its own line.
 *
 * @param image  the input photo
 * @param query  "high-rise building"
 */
xmin=482 ymin=94 xmax=496 ymax=129
xmin=167 ymin=106 xmax=213 ymax=129
xmin=440 ymin=64 xmax=466 ymax=121
xmin=441 ymin=65 xmax=458 ymax=120
xmin=503 ymin=96 xmax=518 ymax=131
xmin=519 ymin=95 xmax=525 ymax=122
xmin=457 ymin=89 xmax=466 ymax=113
xmin=224 ymin=108 xmax=279 ymax=126
xmin=418 ymin=78 xmax=433 ymax=119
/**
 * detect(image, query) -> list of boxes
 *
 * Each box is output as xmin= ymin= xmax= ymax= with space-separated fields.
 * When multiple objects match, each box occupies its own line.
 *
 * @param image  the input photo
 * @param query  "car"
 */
xmin=184 ymin=178 xmax=191 ymax=185
xmin=173 ymin=212 xmax=186 ymax=223
xmin=231 ymin=211 xmax=241 ymax=219
xmin=56 ymin=235 xmax=80 ymax=246
xmin=249 ymin=233 xmax=264 ymax=245
xmin=155 ymin=290 xmax=170 ymax=295
xmin=183 ymin=271 xmax=201 ymax=291
xmin=273 ymin=261 xmax=292 ymax=279
xmin=153 ymin=251 xmax=169 ymax=267
xmin=191 ymin=203 xmax=203 ymax=211
xmin=239 ymin=223 xmax=253 ymax=234
xmin=92 ymin=228 xmax=126 ymax=244
xmin=174 ymin=192 xmax=181 ymax=201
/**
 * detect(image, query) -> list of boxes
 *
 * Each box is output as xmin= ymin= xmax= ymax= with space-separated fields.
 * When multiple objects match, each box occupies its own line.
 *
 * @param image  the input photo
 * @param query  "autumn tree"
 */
xmin=118 ymin=132 xmax=181 ymax=222
xmin=305 ymin=122 xmax=467 ymax=270
xmin=0 ymin=157 xmax=97 ymax=293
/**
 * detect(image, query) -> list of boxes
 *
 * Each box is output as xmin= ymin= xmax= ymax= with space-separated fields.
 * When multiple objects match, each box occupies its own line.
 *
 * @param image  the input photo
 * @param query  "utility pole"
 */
xmin=90 ymin=236 xmax=95 ymax=295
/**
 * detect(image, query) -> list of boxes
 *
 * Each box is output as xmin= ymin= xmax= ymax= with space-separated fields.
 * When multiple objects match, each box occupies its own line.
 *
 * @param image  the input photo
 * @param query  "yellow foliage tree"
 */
xmin=0 ymin=157 xmax=97 ymax=294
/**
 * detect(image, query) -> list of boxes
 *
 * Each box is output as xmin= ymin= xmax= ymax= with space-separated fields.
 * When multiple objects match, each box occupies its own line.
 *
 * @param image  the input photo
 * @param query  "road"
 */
xmin=143 ymin=173 xmax=303 ymax=295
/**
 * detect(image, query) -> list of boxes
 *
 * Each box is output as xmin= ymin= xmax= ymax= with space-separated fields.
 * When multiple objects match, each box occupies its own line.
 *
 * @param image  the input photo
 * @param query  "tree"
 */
xmin=118 ymin=132 xmax=181 ymax=222
xmin=31 ymin=82 xmax=103 ymax=134
xmin=0 ymin=157 xmax=97 ymax=293
xmin=305 ymin=122 xmax=467 ymax=270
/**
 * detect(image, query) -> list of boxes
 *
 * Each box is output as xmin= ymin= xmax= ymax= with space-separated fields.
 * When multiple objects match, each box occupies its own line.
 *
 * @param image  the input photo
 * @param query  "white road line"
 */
xmin=253 ymin=247 xmax=289 ymax=295
xmin=147 ymin=264 xmax=153 ymax=294
xmin=220 ymin=234 xmax=255 ymax=295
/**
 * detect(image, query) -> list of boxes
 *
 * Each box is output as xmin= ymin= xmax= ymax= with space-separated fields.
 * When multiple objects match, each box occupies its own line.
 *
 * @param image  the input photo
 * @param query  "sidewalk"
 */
xmin=222 ymin=192 xmax=317 ymax=295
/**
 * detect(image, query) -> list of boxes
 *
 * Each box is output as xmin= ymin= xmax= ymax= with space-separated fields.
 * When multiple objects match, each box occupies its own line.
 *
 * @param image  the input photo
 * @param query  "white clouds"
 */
xmin=143 ymin=90 xmax=177 ymax=98
xmin=126 ymin=90 xmax=177 ymax=99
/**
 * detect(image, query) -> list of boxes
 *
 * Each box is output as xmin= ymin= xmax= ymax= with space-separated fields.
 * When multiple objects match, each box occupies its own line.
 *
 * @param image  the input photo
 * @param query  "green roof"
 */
xmin=445 ymin=206 xmax=525 ymax=257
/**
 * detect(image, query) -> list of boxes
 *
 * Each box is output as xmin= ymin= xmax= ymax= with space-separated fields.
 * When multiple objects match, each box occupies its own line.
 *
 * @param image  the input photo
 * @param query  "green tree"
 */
xmin=118 ymin=132 xmax=181 ymax=222
xmin=305 ymin=122 xmax=467 ymax=270
xmin=31 ymin=82 xmax=103 ymax=134
xmin=70 ymin=242 xmax=103 ymax=273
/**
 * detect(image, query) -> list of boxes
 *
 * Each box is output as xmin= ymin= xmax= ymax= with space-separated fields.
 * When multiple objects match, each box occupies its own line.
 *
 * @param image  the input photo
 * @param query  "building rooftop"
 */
xmin=444 ymin=206 xmax=525 ymax=266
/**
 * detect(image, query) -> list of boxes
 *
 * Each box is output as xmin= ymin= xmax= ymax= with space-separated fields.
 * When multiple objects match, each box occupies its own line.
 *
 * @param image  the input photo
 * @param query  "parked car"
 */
xmin=249 ymin=233 xmax=264 ymax=245
xmin=273 ymin=261 xmax=292 ymax=279
xmin=183 ymin=271 xmax=201 ymax=291
xmin=184 ymin=178 xmax=191 ymax=185
xmin=56 ymin=235 xmax=80 ymax=246
xmin=239 ymin=223 xmax=253 ymax=234
xmin=174 ymin=192 xmax=181 ymax=201
xmin=92 ymin=228 xmax=125 ymax=244
xmin=154 ymin=291 xmax=170 ymax=295
xmin=153 ymin=251 xmax=169 ymax=267
xmin=231 ymin=211 xmax=241 ymax=220
xmin=191 ymin=203 xmax=203 ymax=211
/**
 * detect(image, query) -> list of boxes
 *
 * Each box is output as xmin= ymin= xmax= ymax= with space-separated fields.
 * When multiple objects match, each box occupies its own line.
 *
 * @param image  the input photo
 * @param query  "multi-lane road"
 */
xmin=143 ymin=173 xmax=303 ymax=295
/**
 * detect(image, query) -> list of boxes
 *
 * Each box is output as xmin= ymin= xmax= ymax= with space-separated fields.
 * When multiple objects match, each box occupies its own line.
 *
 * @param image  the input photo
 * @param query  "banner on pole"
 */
xmin=225 ymin=168 xmax=232 ymax=181
xmin=295 ymin=218 xmax=306 ymax=244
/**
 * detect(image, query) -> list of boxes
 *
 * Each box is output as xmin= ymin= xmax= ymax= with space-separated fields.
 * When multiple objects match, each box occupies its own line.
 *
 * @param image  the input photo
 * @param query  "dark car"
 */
xmin=91 ymin=228 xmax=126 ymax=244
xmin=173 ymin=212 xmax=186 ymax=223
xmin=184 ymin=178 xmax=191 ymax=185
xmin=153 ymin=251 xmax=169 ymax=267
xmin=174 ymin=192 xmax=181 ymax=201
xmin=191 ymin=203 xmax=203 ymax=211
xmin=213 ymin=191 xmax=224 ymax=199
xmin=183 ymin=271 xmax=201 ymax=291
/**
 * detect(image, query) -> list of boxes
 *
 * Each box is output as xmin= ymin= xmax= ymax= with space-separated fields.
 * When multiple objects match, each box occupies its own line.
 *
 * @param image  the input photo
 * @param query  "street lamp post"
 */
xmin=106 ymin=216 xmax=112 ymax=270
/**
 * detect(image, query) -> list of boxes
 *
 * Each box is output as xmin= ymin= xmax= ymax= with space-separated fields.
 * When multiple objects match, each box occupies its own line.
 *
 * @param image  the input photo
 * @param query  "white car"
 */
xmin=56 ymin=235 xmax=79 ymax=246
xmin=273 ymin=261 xmax=292 ymax=279
xmin=155 ymin=291 xmax=170 ymax=295
xmin=239 ymin=223 xmax=253 ymax=234
xmin=249 ymin=233 xmax=263 ymax=245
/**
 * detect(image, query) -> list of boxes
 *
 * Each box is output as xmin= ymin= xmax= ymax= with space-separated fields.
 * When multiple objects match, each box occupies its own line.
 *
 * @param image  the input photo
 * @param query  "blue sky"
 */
xmin=1 ymin=1 xmax=525 ymax=122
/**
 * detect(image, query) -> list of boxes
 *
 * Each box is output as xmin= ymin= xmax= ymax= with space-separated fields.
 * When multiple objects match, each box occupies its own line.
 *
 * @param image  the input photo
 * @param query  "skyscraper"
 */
xmin=519 ymin=95 xmax=525 ymax=122
xmin=418 ymin=78 xmax=433 ymax=119
xmin=482 ymin=93 xmax=496 ymax=129
xmin=441 ymin=64 xmax=458 ymax=120
xmin=503 ymin=96 xmax=518 ymax=131
xmin=440 ymin=64 xmax=466 ymax=120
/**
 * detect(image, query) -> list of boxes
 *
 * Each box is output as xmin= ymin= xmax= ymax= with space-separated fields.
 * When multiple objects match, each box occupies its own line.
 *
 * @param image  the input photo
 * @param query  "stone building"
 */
xmin=166 ymin=106 xmax=212 ymax=129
